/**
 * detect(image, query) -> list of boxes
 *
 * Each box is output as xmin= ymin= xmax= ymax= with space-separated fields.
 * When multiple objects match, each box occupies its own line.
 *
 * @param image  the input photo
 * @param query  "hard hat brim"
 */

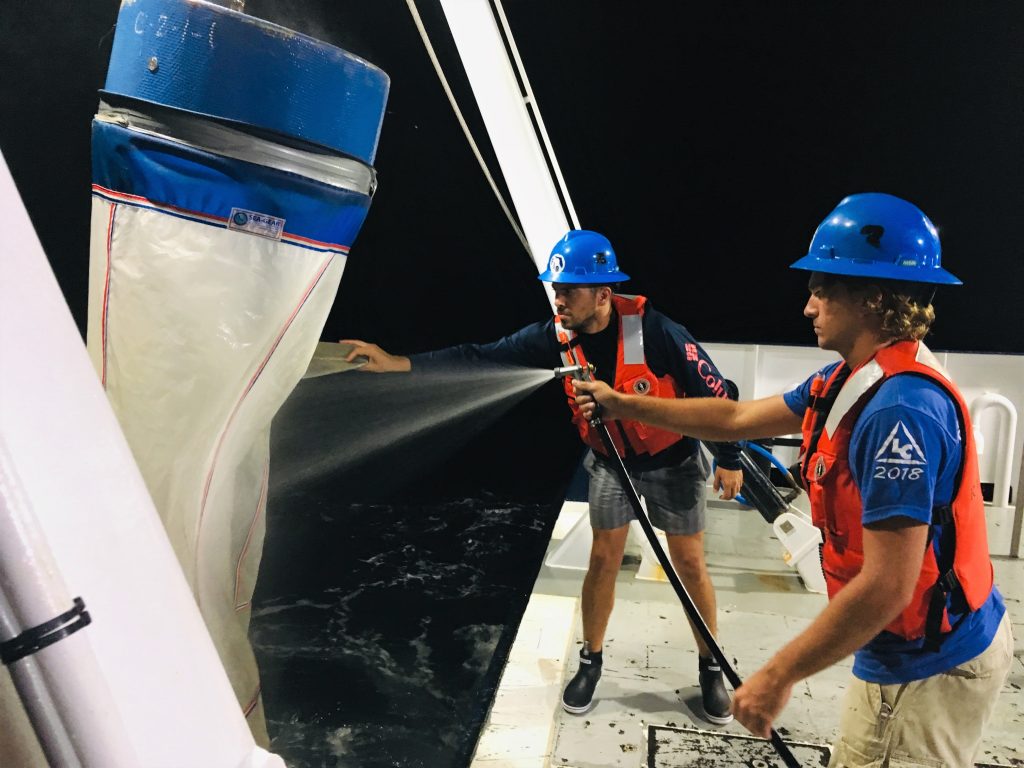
xmin=537 ymin=270 xmax=630 ymax=283
xmin=789 ymin=254 xmax=962 ymax=286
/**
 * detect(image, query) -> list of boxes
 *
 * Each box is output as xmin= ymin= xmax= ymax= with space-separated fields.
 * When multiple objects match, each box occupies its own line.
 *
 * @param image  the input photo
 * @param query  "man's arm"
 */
xmin=341 ymin=320 xmax=558 ymax=373
xmin=733 ymin=392 xmax=958 ymax=737
xmin=573 ymin=380 xmax=803 ymax=442
xmin=731 ymin=517 xmax=928 ymax=736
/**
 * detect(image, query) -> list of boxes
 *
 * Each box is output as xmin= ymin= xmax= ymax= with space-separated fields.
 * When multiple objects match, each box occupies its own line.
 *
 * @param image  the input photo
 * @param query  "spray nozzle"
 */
xmin=553 ymin=363 xmax=595 ymax=380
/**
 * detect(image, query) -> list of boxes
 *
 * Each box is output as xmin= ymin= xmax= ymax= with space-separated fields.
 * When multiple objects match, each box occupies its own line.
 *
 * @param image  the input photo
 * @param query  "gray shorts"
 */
xmin=584 ymin=449 xmax=709 ymax=535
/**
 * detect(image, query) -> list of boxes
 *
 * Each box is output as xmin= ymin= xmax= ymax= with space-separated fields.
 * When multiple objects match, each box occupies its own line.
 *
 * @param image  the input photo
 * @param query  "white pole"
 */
xmin=0 ymin=439 xmax=137 ymax=767
xmin=0 ymin=150 xmax=285 ymax=768
xmin=491 ymin=0 xmax=581 ymax=232
xmin=1013 ymin=448 xmax=1024 ymax=558
xmin=438 ymin=0 xmax=573 ymax=309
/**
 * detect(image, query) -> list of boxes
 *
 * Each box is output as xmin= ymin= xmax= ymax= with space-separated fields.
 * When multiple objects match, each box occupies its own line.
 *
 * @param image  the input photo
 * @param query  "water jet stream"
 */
xmin=271 ymin=363 xmax=555 ymax=494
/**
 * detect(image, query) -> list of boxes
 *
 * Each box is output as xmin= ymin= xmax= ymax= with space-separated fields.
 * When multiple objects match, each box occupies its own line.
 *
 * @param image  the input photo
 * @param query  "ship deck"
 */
xmin=471 ymin=493 xmax=1024 ymax=768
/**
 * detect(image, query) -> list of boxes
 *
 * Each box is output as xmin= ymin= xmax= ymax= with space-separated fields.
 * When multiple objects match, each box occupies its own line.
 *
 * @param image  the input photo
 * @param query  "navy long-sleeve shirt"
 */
xmin=410 ymin=299 xmax=743 ymax=471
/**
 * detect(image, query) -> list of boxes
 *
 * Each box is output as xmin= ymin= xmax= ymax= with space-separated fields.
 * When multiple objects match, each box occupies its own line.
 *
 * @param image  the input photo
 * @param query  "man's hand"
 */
xmin=572 ymin=379 xmax=624 ymax=420
xmin=731 ymin=666 xmax=793 ymax=739
xmin=713 ymin=467 xmax=743 ymax=500
xmin=729 ymin=519 xmax=928 ymax=739
xmin=340 ymin=339 xmax=411 ymax=373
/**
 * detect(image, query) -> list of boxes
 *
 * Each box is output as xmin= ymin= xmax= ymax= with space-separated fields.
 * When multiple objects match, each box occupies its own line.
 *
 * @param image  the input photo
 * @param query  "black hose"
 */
xmin=705 ymin=442 xmax=790 ymax=524
xmin=591 ymin=421 xmax=802 ymax=768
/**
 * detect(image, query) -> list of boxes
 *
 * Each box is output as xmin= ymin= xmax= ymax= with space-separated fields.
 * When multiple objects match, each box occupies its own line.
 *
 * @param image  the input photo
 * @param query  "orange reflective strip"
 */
xmin=557 ymin=330 xmax=578 ymax=366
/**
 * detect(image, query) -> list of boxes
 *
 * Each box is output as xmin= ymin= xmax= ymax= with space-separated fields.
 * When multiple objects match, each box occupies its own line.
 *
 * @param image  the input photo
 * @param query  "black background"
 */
xmin=4 ymin=5 xmax=1022 ymax=762
xmin=4 ymin=1 xmax=1024 ymax=353
xmin=3 ymin=1 xmax=1023 ymax=496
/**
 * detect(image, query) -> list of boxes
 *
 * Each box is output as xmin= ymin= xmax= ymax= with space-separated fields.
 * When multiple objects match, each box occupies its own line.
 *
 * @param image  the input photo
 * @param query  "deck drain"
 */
xmin=646 ymin=725 xmax=1010 ymax=767
xmin=646 ymin=724 xmax=830 ymax=768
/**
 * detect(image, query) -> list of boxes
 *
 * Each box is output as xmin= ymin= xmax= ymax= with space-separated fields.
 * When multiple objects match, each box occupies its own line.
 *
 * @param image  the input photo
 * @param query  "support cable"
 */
xmin=490 ymin=0 xmax=581 ymax=231
xmin=406 ymin=0 xmax=532 ymax=256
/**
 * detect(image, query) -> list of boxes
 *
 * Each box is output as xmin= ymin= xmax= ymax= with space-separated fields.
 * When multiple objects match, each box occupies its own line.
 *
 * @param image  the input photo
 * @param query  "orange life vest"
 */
xmin=557 ymin=295 xmax=685 ymax=458
xmin=800 ymin=340 xmax=993 ymax=645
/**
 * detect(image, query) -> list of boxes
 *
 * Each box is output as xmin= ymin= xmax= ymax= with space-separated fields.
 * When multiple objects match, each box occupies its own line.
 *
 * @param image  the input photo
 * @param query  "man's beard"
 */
xmin=561 ymin=313 xmax=592 ymax=332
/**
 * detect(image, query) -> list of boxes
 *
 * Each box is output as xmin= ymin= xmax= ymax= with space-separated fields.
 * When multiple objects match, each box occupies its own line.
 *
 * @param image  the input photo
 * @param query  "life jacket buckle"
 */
xmin=937 ymin=569 xmax=960 ymax=594
xmin=931 ymin=504 xmax=954 ymax=525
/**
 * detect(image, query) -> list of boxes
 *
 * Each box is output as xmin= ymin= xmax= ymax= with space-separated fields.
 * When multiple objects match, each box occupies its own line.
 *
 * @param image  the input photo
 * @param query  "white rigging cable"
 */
xmin=491 ymin=0 xmax=581 ymax=231
xmin=405 ymin=0 xmax=532 ymax=256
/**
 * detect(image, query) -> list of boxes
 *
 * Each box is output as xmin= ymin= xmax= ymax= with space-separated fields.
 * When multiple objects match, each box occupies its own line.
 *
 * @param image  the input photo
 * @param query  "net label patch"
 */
xmin=228 ymin=208 xmax=285 ymax=241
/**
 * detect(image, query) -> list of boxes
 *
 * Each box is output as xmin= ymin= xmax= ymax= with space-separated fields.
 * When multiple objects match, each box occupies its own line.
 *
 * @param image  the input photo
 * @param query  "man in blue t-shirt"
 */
xmin=343 ymin=230 xmax=745 ymax=724
xmin=574 ymin=194 xmax=1013 ymax=767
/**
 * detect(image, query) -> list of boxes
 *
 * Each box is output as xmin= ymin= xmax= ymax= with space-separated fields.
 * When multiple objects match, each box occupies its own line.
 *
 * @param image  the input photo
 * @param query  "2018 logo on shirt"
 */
xmin=873 ymin=420 xmax=926 ymax=480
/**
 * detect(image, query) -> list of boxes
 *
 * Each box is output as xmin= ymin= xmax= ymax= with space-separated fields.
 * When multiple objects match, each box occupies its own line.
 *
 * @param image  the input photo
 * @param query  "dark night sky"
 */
xmin=3 ymin=1 xmax=1023 ymax=496
xmin=3 ymin=1 xmax=1024 ymax=355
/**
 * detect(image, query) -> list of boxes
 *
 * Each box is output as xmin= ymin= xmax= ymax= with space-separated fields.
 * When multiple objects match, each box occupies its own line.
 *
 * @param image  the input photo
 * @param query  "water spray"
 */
xmin=554 ymin=364 xmax=802 ymax=767
xmin=273 ymin=363 xmax=554 ymax=493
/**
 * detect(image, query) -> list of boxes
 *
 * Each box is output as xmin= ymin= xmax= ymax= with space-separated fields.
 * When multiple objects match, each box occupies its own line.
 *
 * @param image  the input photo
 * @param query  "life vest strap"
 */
xmin=800 ymin=364 xmax=852 ymax=481
xmin=924 ymin=569 xmax=968 ymax=653
xmin=559 ymin=336 xmax=582 ymax=353
xmin=932 ymin=504 xmax=954 ymax=525
xmin=923 ymin=508 xmax=961 ymax=652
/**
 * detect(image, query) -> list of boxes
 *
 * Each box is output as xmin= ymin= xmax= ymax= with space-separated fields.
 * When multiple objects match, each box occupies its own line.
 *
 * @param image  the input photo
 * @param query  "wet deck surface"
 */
xmin=647 ymin=726 xmax=831 ymax=768
xmin=474 ymin=498 xmax=1024 ymax=768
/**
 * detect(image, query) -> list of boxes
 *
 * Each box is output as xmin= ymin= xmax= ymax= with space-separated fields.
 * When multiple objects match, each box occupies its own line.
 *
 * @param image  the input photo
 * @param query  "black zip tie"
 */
xmin=1 ymin=597 xmax=92 ymax=666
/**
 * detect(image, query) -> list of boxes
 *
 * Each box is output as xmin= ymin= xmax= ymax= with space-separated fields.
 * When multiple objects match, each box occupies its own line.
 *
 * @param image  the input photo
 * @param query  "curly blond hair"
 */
xmin=825 ymin=275 xmax=936 ymax=342
xmin=863 ymin=286 xmax=935 ymax=342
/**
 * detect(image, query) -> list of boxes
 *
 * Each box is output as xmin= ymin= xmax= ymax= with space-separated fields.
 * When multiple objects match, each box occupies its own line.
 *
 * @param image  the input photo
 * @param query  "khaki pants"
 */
xmin=829 ymin=613 xmax=1014 ymax=768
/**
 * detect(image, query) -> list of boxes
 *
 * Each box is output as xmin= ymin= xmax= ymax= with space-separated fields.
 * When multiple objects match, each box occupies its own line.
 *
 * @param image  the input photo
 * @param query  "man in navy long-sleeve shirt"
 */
xmin=344 ymin=230 xmax=743 ymax=723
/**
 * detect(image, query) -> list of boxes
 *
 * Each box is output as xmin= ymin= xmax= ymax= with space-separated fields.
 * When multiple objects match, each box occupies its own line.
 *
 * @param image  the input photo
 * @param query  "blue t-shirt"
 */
xmin=785 ymin=364 xmax=1005 ymax=684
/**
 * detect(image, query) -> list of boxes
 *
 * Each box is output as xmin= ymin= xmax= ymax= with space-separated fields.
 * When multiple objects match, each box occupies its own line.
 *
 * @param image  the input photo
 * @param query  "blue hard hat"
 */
xmin=790 ymin=193 xmax=961 ymax=285
xmin=538 ymin=230 xmax=630 ymax=283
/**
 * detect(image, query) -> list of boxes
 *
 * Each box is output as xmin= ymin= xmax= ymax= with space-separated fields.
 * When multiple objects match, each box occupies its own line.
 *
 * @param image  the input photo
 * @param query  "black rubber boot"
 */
xmin=698 ymin=655 xmax=734 ymax=724
xmin=562 ymin=647 xmax=603 ymax=714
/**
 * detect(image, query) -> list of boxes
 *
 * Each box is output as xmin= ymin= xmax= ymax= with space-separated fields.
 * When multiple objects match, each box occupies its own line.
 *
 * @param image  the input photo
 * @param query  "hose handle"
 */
xmin=552 ymin=364 xmax=604 ymax=425
xmin=552 ymin=363 xmax=595 ymax=380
